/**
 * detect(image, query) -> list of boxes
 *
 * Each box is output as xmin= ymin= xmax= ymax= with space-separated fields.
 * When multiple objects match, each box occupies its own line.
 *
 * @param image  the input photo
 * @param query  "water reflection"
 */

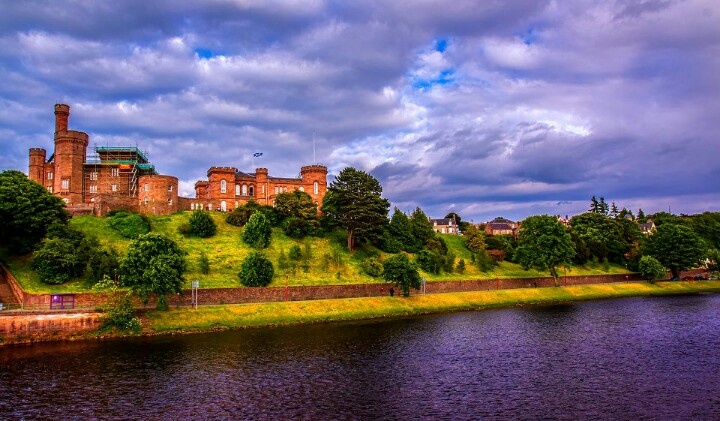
xmin=2 ymin=295 xmax=720 ymax=419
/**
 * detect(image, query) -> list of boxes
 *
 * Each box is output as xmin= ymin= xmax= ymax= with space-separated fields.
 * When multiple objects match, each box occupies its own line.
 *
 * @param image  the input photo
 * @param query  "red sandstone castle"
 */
xmin=28 ymin=104 xmax=327 ymax=215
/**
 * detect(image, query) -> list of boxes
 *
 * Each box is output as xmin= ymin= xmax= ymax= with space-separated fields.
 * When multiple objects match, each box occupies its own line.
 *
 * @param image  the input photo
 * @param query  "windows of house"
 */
xmin=299 ymin=186 xmax=304 ymax=192
xmin=220 ymin=180 xmax=226 ymax=193
xmin=221 ymin=201 xmax=227 ymax=211
xmin=144 ymin=197 xmax=149 ymax=205
xmin=61 ymin=179 xmax=69 ymax=190
xmin=275 ymin=186 xmax=279 ymax=194
xmin=111 ymin=184 xmax=117 ymax=192
xmin=168 ymin=198 xmax=173 ymax=205
xmin=313 ymin=181 xmax=319 ymax=195
xmin=208 ymin=204 xmax=213 ymax=211
xmin=89 ymin=185 xmax=97 ymax=194
xmin=90 ymin=172 xmax=98 ymax=181
xmin=242 ymin=185 xmax=247 ymax=196
xmin=47 ymin=186 xmax=52 ymax=193
xmin=235 ymin=185 xmax=240 ymax=196
xmin=168 ymin=185 xmax=173 ymax=192
xmin=144 ymin=183 xmax=149 ymax=192
xmin=47 ymin=172 xmax=53 ymax=180
xmin=111 ymin=168 xmax=119 ymax=177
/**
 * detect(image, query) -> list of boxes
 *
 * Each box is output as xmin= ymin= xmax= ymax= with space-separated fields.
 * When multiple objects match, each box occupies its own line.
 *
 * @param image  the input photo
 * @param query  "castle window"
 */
xmin=249 ymin=186 xmax=254 ymax=196
xmin=235 ymin=185 xmax=240 ymax=196
xmin=111 ymin=184 xmax=117 ymax=192
xmin=168 ymin=198 xmax=173 ymax=205
xmin=47 ymin=186 xmax=52 ymax=193
xmin=242 ymin=185 xmax=247 ymax=196
xmin=299 ymin=186 xmax=304 ymax=192
xmin=208 ymin=204 xmax=212 ymax=211
xmin=144 ymin=197 xmax=149 ymax=205
xmin=89 ymin=185 xmax=97 ymax=194
xmin=313 ymin=181 xmax=319 ymax=195
xmin=275 ymin=186 xmax=279 ymax=194
xmin=144 ymin=183 xmax=149 ymax=192
xmin=221 ymin=201 xmax=227 ymax=211
xmin=61 ymin=179 xmax=69 ymax=190
xmin=235 ymin=201 xmax=238 ymax=208
xmin=111 ymin=168 xmax=119 ymax=177
xmin=283 ymin=186 xmax=287 ymax=192
xmin=48 ymin=172 xmax=54 ymax=180
xmin=168 ymin=185 xmax=173 ymax=192
xmin=90 ymin=172 xmax=98 ymax=181
xmin=220 ymin=180 xmax=226 ymax=193
xmin=262 ymin=185 xmax=265 ymax=194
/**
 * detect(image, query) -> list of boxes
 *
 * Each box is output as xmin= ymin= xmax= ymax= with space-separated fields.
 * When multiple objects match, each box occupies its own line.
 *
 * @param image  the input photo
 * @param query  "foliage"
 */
xmin=385 ymin=208 xmax=415 ymax=252
xmin=238 ymin=252 xmax=274 ymax=287
xmin=277 ymin=248 xmax=289 ymax=273
xmin=382 ymin=253 xmax=422 ymax=297
xmin=445 ymin=212 xmax=471 ymax=233
xmin=94 ymin=276 xmax=141 ymax=334
xmin=31 ymin=238 xmax=85 ymax=284
xmin=487 ymin=249 xmax=506 ymax=262
xmin=515 ymin=215 xmax=576 ymax=286
xmin=463 ymin=224 xmax=486 ymax=253
xmin=0 ymin=170 xmax=70 ymax=254
xmin=361 ymin=257 xmax=384 ymax=277
xmin=83 ymin=239 xmax=120 ymax=286
xmin=639 ymin=256 xmax=666 ymax=283
xmin=456 ymin=259 xmax=466 ymax=274
xmin=321 ymin=167 xmax=390 ymax=251
xmin=443 ymin=251 xmax=456 ymax=273
xmin=485 ymin=235 xmax=515 ymax=261
xmin=108 ymin=211 xmax=151 ymax=239
xmin=569 ymin=212 xmax=627 ymax=264
xmin=242 ymin=212 xmax=272 ymax=248
xmin=274 ymin=190 xmax=318 ymax=220
xmin=475 ymin=250 xmax=495 ymax=272
xmin=198 ymin=251 xmax=210 ymax=274
xmin=416 ymin=250 xmax=443 ymax=274
xmin=282 ymin=216 xmax=320 ymax=238
xmin=409 ymin=207 xmax=435 ymax=251
xmin=289 ymin=244 xmax=303 ymax=260
xmin=187 ymin=210 xmax=217 ymax=238
xmin=120 ymin=233 xmax=188 ymax=310
xmin=642 ymin=223 xmax=706 ymax=279
xmin=588 ymin=195 xmax=609 ymax=215
xmin=226 ymin=201 xmax=260 ymax=226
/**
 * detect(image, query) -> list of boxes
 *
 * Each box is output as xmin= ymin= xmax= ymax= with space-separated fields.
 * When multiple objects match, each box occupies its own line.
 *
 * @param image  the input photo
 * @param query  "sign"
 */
xmin=192 ymin=280 xmax=199 ymax=288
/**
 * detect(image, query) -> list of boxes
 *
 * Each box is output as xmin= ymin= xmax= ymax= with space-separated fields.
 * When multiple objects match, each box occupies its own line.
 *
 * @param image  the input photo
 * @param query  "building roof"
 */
xmin=489 ymin=217 xmax=515 ymax=224
xmin=430 ymin=218 xmax=453 ymax=225
xmin=487 ymin=222 xmax=515 ymax=231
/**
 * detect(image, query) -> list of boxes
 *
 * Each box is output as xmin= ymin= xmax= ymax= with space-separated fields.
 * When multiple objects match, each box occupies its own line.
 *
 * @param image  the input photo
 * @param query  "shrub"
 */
xmin=456 ymin=259 xmax=466 ymax=274
xmin=98 ymin=292 xmax=141 ymax=334
xmin=416 ymin=250 xmax=442 ymax=274
xmin=242 ymin=212 xmax=272 ymax=248
xmin=198 ymin=251 xmax=210 ymax=274
xmin=289 ymin=244 xmax=303 ymax=261
xmin=188 ymin=210 xmax=217 ymax=238
xmin=31 ymin=238 xmax=84 ymax=284
xmin=108 ymin=212 xmax=150 ymax=239
xmin=283 ymin=217 xmax=310 ymax=238
xmin=443 ymin=251 xmax=456 ymax=273
xmin=238 ymin=252 xmax=274 ymax=287
xmin=383 ymin=254 xmax=422 ymax=296
xmin=487 ymin=249 xmax=505 ymax=262
xmin=362 ymin=257 xmax=384 ymax=277
xmin=84 ymin=244 xmax=120 ymax=286
xmin=475 ymin=250 xmax=495 ymax=272
xmin=639 ymin=255 xmax=667 ymax=283
xmin=226 ymin=204 xmax=256 ymax=227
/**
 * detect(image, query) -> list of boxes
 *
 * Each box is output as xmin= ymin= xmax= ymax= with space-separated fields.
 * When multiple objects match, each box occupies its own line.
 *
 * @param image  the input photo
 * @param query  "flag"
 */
xmin=253 ymin=152 xmax=263 ymax=157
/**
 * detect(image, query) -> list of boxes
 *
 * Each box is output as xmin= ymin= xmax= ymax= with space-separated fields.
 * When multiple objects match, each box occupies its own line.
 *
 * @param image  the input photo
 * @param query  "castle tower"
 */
xmin=28 ymin=148 xmax=46 ymax=185
xmin=255 ymin=168 xmax=269 ymax=205
xmin=52 ymin=104 xmax=89 ymax=204
xmin=300 ymin=164 xmax=328 ymax=208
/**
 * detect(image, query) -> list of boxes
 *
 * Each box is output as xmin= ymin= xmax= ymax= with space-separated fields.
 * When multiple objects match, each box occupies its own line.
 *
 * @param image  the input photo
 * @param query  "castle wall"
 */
xmin=137 ymin=174 xmax=179 ymax=215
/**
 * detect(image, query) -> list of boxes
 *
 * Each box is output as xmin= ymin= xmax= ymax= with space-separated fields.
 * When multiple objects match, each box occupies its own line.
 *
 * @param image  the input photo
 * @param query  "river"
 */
xmin=2 ymin=294 xmax=720 ymax=419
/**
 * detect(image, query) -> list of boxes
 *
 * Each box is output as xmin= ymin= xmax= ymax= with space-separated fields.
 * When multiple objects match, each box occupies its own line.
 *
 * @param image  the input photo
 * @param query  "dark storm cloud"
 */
xmin=1 ymin=0 xmax=718 ymax=222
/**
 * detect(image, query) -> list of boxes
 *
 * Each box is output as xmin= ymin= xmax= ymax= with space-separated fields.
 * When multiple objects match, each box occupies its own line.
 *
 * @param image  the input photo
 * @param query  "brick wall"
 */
xmin=137 ymin=174 xmax=179 ymax=215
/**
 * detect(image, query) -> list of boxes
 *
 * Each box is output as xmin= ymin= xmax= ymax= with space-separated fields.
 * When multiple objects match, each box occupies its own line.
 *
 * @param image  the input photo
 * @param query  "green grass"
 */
xmin=4 ymin=213 xmax=630 ymax=293
xmin=146 ymin=281 xmax=720 ymax=333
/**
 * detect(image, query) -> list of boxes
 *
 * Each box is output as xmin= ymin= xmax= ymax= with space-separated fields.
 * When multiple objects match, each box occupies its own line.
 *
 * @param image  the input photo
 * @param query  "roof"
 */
xmin=235 ymin=171 xmax=256 ymax=178
xmin=487 ymin=222 xmax=515 ymax=231
xmin=490 ymin=217 xmax=515 ymax=224
xmin=430 ymin=218 xmax=453 ymax=225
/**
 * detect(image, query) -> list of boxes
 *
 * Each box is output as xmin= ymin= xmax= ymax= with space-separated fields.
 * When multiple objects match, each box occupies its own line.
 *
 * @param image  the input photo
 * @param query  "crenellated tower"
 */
xmin=52 ymin=104 xmax=89 ymax=204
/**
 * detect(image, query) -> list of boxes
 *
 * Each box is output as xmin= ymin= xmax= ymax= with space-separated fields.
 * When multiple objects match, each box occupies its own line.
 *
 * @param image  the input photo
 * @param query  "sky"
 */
xmin=1 ymin=0 xmax=718 ymax=223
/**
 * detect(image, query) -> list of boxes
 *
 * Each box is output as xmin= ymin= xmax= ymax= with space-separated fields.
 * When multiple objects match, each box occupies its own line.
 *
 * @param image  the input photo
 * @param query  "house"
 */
xmin=485 ymin=217 xmax=519 ymax=236
xmin=639 ymin=219 xmax=656 ymax=235
xmin=430 ymin=218 xmax=459 ymax=235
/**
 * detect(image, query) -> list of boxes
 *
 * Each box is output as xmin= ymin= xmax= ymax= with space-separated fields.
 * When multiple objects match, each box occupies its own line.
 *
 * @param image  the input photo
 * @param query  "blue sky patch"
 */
xmin=195 ymin=48 xmax=215 ymax=59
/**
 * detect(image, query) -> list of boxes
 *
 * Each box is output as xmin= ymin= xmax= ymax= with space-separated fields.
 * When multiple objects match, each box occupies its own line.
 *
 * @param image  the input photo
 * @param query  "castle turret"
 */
xmin=300 ymin=164 xmax=328 ymax=208
xmin=54 ymin=104 xmax=70 ymax=133
xmin=53 ymin=104 xmax=89 ymax=204
xmin=29 ymin=148 xmax=46 ymax=185
xmin=255 ymin=168 xmax=269 ymax=205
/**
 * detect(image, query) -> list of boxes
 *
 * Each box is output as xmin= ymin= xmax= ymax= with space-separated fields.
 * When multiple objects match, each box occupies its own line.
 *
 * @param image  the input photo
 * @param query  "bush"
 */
xmin=362 ymin=257 xmax=384 ymax=277
xmin=289 ymin=244 xmax=303 ymax=261
xmin=188 ymin=210 xmax=217 ymax=238
xmin=238 ymin=252 xmax=274 ymax=287
xmin=383 ymin=254 xmax=422 ymax=296
xmin=31 ymin=238 xmax=84 ymax=284
xmin=242 ymin=212 xmax=272 ymax=248
xmin=416 ymin=250 xmax=442 ymax=274
xmin=84 ymin=243 xmax=120 ymax=286
xmin=108 ymin=212 xmax=150 ymax=239
xmin=639 ymin=255 xmax=667 ymax=283
xmin=475 ymin=250 xmax=495 ymax=272
xmin=226 ymin=204 xmax=256 ymax=227
xmin=487 ymin=249 xmax=505 ymax=262
xmin=198 ymin=251 xmax=211 ymax=274
xmin=442 ymin=251 xmax=456 ymax=273
xmin=283 ymin=217 xmax=312 ymax=238
xmin=456 ymin=259 xmax=466 ymax=274
xmin=99 ymin=292 xmax=141 ymax=334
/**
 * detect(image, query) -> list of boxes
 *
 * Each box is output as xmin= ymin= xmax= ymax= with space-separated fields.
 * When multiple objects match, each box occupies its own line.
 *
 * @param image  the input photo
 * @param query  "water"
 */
xmin=2 ymin=294 xmax=720 ymax=419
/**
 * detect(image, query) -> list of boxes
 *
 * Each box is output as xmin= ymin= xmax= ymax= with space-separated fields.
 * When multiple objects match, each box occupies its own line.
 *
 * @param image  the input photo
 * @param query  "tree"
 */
xmin=274 ymin=190 xmax=317 ymax=220
xmin=610 ymin=202 xmax=619 ymax=219
xmin=226 ymin=201 xmax=260 ymax=226
xmin=31 ymin=238 xmax=85 ymax=284
xmin=108 ymin=211 xmax=150 ymax=239
xmin=515 ymin=215 xmax=575 ymax=286
xmin=320 ymin=167 xmax=390 ymax=251
xmin=642 ymin=223 xmax=706 ymax=279
xmin=386 ymin=208 xmax=415 ymax=252
xmin=589 ymin=196 xmax=599 ymax=213
xmin=382 ymin=254 xmax=422 ymax=297
xmin=569 ymin=212 xmax=627 ymax=264
xmin=198 ymin=251 xmax=211 ymax=274
xmin=120 ymin=233 xmax=188 ymax=310
xmin=409 ymin=207 xmax=435 ymax=251
xmin=0 ymin=170 xmax=69 ymax=254
xmin=462 ymin=224 xmax=486 ymax=253
xmin=238 ymin=252 xmax=274 ymax=287
xmin=242 ymin=212 xmax=272 ymax=248
xmin=445 ymin=212 xmax=470 ymax=233
xmin=188 ymin=210 xmax=217 ymax=238
xmin=638 ymin=256 xmax=667 ymax=283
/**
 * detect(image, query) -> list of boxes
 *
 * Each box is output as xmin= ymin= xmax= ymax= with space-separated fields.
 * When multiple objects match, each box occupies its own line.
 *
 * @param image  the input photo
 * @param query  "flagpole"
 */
xmin=312 ymin=130 xmax=316 ymax=164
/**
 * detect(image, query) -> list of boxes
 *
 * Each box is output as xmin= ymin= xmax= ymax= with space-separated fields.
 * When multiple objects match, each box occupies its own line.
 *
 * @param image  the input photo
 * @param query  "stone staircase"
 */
xmin=0 ymin=275 xmax=20 ymax=310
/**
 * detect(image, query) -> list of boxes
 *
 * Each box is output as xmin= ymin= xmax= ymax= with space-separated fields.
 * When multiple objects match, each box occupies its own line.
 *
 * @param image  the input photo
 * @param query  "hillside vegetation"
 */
xmin=5 ymin=211 xmax=629 ymax=294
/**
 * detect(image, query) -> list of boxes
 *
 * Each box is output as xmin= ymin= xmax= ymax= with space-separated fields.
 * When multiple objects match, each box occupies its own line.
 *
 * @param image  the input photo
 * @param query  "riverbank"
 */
xmin=146 ymin=281 xmax=720 ymax=334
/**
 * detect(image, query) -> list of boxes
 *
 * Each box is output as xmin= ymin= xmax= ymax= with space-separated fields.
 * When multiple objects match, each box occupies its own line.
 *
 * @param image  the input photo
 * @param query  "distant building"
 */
xmin=485 ymin=217 xmax=519 ymax=236
xmin=430 ymin=218 xmax=459 ymax=235
xmin=639 ymin=219 xmax=656 ymax=235
xmin=28 ymin=104 xmax=327 ymax=216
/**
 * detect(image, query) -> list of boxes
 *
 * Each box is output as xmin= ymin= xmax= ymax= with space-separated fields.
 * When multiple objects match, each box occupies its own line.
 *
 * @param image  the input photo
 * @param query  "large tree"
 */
xmin=515 ymin=215 xmax=575 ymax=286
xmin=321 ymin=167 xmax=390 ymax=251
xmin=274 ymin=190 xmax=318 ymax=220
xmin=0 ymin=170 xmax=69 ymax=254
xmin=642 ymin=223 xmax=706 ymax=279
xmin=409 ymin=207 xmax=435 ymax=251
xmin=569 ymin=212 xmax=627 ymax=264
xmin=385 ymin=208 xmax=414 ymax=252
xmin=120 ymin=233 xmax=188 ymax=310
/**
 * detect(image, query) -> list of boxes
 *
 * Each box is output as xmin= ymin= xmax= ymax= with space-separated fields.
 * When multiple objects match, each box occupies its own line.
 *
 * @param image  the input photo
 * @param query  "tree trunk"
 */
xmin=671 ymin=267 xmax=680 ymax=279
xmin=347 ymin=229 xmax=354 ymax=251
xmin=550 ymin=267 xmax=559 ymax=287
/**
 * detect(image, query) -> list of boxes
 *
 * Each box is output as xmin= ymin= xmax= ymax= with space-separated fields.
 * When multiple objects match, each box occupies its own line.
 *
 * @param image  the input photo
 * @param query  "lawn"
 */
xmin=4 ymin=212 xmax=630 ymax=293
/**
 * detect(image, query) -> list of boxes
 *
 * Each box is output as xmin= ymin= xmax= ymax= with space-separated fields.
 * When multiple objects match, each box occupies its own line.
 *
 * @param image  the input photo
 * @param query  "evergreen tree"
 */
xmin=610 ymin=202 xmax=619 ymax=218
xmin=589 ymin=196 xmax=599 ymax=213
xmin=409 ymin=207 xmax=435 ymax=251
xmin=387 ymin=208 xmax=415 ymax=252
xmin=242 ymin=212 xmax=272 ymax=248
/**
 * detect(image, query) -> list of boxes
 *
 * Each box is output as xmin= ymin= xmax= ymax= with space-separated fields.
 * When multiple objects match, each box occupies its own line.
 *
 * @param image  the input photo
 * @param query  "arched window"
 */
xmin=242 ymin=185 xmax=247 ymax=196
xmin=299 ymin=186 xmax=304 ymax=192
xmin=208 ymin=204 xmax=213 ymax=211
xmin=235 ymin=185 xmax=240 ymax=196
xmin=221 ymin=201 xmax=227 ymax=211
xmin=249 ymin=185 xmax=254 ymax=196
xmin=313 ymin=181 xmax=319 ymax=195
xmin=220 ymin=180 xmax=227 ymax=194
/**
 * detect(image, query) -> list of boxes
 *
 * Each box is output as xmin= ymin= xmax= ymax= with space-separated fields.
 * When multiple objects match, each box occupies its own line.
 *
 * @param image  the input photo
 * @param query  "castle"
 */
xmin=28 ymin=104 xmax=327 ymax=216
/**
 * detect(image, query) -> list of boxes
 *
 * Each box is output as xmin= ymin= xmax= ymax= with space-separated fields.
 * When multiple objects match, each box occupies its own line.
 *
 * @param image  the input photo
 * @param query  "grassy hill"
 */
xmin=4 ymin=211 xmax=630 ymax=293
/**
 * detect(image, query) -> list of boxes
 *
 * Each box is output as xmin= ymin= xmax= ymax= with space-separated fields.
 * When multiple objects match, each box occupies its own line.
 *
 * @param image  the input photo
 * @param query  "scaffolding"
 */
xmin=85 ymin=145 xmax=157 ymax=198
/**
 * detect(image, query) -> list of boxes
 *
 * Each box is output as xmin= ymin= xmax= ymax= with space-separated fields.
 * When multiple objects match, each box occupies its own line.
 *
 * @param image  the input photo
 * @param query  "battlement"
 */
xmin=207 ymin=166 xmax=238 ymax=176
xmin=301 ymin=164 xmax=328 ymax=174
xmin=29 ymin=148 xmax=46 ymax=156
